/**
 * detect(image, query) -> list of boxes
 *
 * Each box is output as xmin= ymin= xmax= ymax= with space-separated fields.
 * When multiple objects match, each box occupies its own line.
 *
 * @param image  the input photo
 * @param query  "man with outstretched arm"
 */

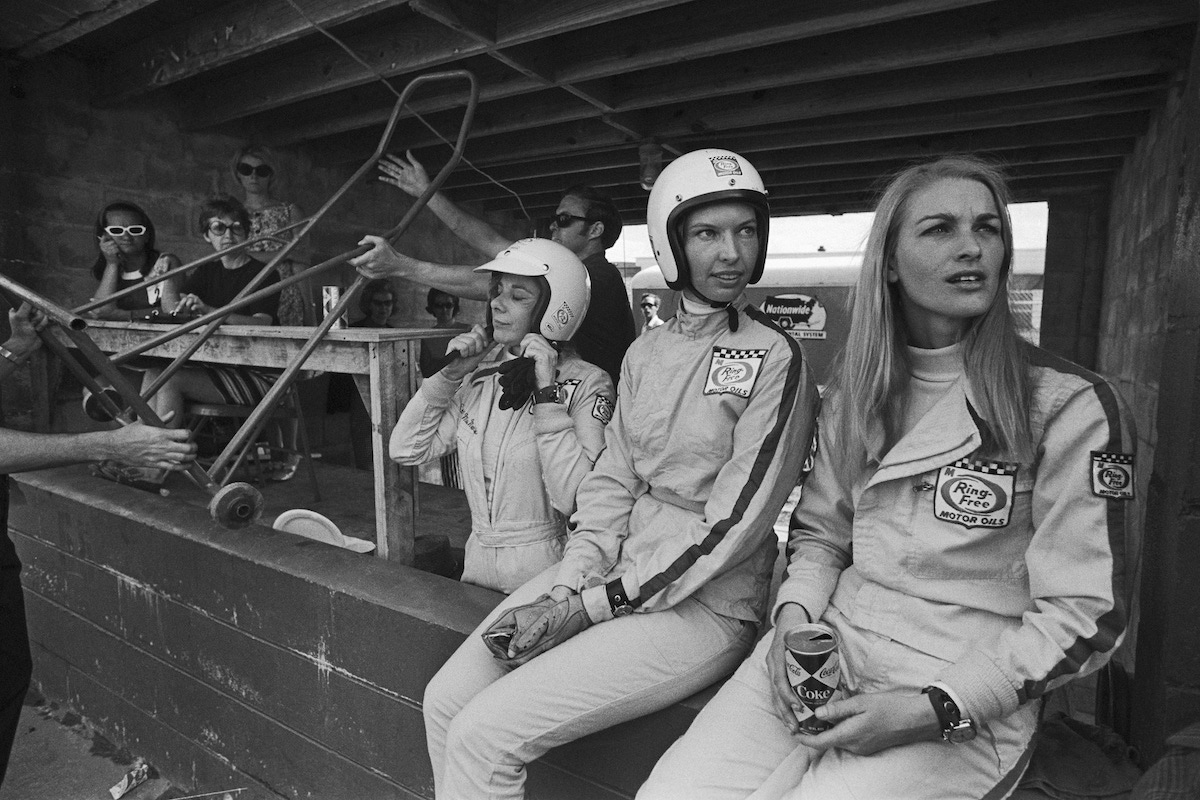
xmin=0 ymin=302 xmax=196 ymax=789
xmin=351 ymin=151 xmax=636 ymax=385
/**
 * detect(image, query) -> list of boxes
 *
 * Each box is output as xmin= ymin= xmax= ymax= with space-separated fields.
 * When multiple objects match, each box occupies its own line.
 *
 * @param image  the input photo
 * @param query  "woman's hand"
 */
xmin=378 ymin=150 xmax=430 ymax=197
xmin=5 ymin=302 xmax=47 ymax=360
xmin=440 ymin=324 xmax=494 ymax=381
xmin=172 ymin=293 xmax=211 ymax=317
xmin=98 ymin=234 xmax=123 ymax=267
xmin=766 ymin=603 xmax=813 ymax=734
xmin=519 ymin=333 xmax=559 ymax=388
xmin=800 ymin=690 xmax=942 ymax=756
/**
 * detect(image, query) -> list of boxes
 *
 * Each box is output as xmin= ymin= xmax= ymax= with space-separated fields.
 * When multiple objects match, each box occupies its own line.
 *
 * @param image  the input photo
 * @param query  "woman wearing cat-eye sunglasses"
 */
xmin=87 ymin=200 xmax=182 ymax=321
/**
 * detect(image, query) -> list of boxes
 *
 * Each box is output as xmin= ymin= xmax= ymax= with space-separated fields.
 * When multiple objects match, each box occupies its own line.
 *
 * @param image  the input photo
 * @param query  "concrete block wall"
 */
xmin=1098 ymin=84 xmax=1184 ymax=495
xmin=9 ymin=466 xmax=704 ymax=799
xmin=1102 ymin=56 xmax=1200 ymax=759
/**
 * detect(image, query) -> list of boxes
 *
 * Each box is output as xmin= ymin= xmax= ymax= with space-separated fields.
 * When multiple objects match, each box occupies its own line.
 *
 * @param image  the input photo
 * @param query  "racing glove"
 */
xmin=496 ymin=356 xmax=538 ymax=410
xmin=481 ymin=592 xmax=593 ymax=666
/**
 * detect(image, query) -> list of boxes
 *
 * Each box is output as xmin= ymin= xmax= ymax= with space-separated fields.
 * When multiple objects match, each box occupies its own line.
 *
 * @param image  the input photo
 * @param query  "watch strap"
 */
xmin=533 ymin=384 xmax=561 ymax=404
xmin=922 ymin=686 xmax=976 ymax=743
xmin=605 ymin=580 xmax=635 ymax=617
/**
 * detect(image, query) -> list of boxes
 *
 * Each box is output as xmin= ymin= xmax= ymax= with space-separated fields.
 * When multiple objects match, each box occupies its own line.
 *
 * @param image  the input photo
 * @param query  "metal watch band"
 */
xmin=922 ymin=686 xmax=976 ymax=743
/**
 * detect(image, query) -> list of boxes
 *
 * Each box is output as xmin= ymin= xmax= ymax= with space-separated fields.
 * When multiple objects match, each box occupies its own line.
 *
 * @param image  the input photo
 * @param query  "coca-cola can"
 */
xmin=783 ymin=623 xmax=841 ymax=734
xmin=322 ymin=285 xmax=347 ymax=329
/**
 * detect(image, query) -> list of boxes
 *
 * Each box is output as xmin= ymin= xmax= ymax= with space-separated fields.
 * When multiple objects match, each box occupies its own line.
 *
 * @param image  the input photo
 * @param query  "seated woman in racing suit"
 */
xmin=391 ymin=238 xmax=614 ymax=594
xmin=419 ymin=149 xmax=821 ymax=800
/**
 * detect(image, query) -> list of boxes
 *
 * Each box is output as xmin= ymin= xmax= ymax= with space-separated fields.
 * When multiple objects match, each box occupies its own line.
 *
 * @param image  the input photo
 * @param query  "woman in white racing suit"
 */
xmin=420 ymin=149 xmax=821 ymax=799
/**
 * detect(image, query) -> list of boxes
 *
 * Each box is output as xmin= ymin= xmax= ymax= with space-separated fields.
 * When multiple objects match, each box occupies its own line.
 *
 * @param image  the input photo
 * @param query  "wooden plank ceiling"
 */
xmin=4 ymin=0 xmax=1195 ymax=223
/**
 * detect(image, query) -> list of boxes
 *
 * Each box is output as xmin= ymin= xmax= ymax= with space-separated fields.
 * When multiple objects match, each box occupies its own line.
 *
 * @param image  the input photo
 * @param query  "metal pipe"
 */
xmin=0 ymin=275 xmax=88 ymax=331
xmin=207 ymin=69 xmax=479 ymax=479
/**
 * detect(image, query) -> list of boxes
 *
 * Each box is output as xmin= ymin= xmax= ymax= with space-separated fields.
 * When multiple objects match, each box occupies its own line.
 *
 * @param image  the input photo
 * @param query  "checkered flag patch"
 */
xmin=713 ymin=347 xmax=769 ymax=359
xmin=951 ymin=458 xmax=1018 ymax=476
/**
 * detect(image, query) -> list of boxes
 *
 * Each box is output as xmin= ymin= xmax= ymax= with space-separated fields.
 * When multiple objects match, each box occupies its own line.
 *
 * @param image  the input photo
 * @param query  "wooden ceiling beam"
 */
xmin=296 ymin=26 xmax=1183 ymax=164
xmin=97 ymin=0 xmax=413 ymax=104
xmin=427 ymin=86 xmax=1161 ymax=186
xmin=473 ymin=158 xmax=1123 ymax=219
xmin=591 ymin=0 xmax=1194 ymax=107
xmin=453 ymin=136 xmax=1138 ymax=211
xmin=640 ymin=29 xmax=1188 ymax=136
xmin=175 ymin=0 xmax=688 ymax=127
xmin=5 ymin=0 xmax=160 ymax=60
xmin=438 ymin=113 xmax=1147 ymax=194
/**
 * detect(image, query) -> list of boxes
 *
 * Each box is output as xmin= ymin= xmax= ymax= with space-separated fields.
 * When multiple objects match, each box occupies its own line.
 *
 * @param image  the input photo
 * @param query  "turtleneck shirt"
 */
xmin=901 ymin=342 xmax=965 ymax=438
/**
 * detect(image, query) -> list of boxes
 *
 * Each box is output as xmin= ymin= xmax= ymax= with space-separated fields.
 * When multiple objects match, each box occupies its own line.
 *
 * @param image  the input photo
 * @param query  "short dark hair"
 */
xmin=426 ymin=287 xmax=459 ymax=316
xmin=198 ymin=196 xmax=252 ymax=237
xmin=360 ymin=278 xmax=396 ymax=316
xmin=562 ymin=185 xmax=622 ymax=248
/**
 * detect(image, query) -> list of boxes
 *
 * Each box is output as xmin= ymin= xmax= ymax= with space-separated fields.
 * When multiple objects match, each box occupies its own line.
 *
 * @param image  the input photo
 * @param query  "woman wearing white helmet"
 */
xmin=391 ymin=238 xmax=615 ymax=594
xmin=420 ymin=150 xmax=820 ymax=799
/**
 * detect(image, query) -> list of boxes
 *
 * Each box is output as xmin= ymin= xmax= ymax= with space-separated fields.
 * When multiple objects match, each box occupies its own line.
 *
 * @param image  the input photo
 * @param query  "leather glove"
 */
xmin=481 ymin=592 xmax=593 ymax=666
xmin=496 ymin=356 xmax=538 ymax=410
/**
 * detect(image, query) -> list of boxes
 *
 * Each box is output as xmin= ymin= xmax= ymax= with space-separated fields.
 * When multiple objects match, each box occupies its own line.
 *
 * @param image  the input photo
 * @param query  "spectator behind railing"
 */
xmin=231 ymin=145 xmax=311 ymax=326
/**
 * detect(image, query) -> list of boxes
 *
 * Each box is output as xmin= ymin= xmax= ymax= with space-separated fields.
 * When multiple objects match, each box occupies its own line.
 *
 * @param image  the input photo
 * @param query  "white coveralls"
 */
xmin=391 ymin=348 xmax=614 ymax=594
xmin=640 ymin=347 xmax=1136 ymax=800
xmin=422 ymin=296 xmax=820 ymax=799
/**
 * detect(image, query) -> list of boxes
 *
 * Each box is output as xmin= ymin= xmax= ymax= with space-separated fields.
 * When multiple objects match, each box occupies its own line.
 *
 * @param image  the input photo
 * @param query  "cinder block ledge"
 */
xmin=9 ymin=467 xmax=714 ymax=799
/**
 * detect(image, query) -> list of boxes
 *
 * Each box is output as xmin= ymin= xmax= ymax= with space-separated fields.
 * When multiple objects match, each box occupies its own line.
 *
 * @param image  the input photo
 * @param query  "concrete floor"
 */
xmin=2 ymin=690 xmax=181 ymax=800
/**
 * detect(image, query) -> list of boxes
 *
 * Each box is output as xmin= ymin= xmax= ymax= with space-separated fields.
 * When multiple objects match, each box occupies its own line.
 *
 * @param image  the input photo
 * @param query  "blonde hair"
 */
xmin=830 ymin=155 xmax=1033 ymax=476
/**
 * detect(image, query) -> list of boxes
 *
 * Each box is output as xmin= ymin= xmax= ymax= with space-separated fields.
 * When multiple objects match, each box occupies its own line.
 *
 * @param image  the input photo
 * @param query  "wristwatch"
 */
xmin=606 ymin=580 xmax=635 ymax=617
xmin=533 ymin=384 xmax=563 ymax=404
xmin=922 ymin=686 xmax=976 ymax=743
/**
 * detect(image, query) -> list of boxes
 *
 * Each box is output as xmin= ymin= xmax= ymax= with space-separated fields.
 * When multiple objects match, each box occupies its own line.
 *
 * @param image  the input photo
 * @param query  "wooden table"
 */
xmin=49 ymin=320 xmax=445 ymax=563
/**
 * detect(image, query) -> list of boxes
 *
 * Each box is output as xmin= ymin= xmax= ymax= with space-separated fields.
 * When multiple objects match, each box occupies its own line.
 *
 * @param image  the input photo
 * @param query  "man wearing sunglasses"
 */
xmin=353 ymin=150 xmax=636 ymax=386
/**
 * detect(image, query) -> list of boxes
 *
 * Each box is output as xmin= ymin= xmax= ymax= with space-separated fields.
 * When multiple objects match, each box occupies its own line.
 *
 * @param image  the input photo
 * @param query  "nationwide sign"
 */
xmin=761 ymin=294 xmax=828 ymax=340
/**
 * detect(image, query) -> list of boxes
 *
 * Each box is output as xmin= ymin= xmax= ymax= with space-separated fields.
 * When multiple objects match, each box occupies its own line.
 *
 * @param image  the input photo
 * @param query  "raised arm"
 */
xmin=378 ymin=151 xmax=513 ymax=258
xmin=351 ymin=235 xmax=490 ymax=301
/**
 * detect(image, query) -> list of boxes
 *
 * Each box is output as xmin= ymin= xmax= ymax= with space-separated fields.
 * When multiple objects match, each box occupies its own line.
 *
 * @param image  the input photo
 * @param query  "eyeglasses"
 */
xmin=640 ymin=302 xmax=658 ymax=309
xmin=237 ymin=162 xmax=274 ymax=178
xmin=206 ymin=220 xmax=247 ymax=237
xmin=103 ymin=225 xmax=147 ymax=237
xmin=552 ymin=212 xmax=591 ymax=229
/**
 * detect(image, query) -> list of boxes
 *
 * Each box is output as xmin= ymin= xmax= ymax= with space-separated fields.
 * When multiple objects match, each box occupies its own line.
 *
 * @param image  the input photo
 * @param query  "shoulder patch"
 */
xmin=592 ymin=395 xmax=614 ymax=424
xmin=1091 ymin=451 xmax=1134 ymax=499
xmin=704 ymin=347 xmax=768 ymax=398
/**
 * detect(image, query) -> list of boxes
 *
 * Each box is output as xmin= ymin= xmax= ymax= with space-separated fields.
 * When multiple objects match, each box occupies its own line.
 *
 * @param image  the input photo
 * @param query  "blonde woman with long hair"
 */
xmin=641 ymin=156 xmax=1136 ymax=800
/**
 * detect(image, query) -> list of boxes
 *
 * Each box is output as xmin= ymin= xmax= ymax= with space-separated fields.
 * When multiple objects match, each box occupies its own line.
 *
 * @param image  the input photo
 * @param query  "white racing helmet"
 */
xmin=647 ymin=148 xmax=770 ymax=291
xmin=473 ymin=238 xmax=591 ymax=341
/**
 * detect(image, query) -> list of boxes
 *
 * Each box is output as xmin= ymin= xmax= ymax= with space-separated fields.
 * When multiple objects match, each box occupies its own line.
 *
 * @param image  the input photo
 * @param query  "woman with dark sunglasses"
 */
xmin=231 ymin=145 xmax=311 ymax=326
xmin=87 ymin=201 xmax=182 ymax=321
